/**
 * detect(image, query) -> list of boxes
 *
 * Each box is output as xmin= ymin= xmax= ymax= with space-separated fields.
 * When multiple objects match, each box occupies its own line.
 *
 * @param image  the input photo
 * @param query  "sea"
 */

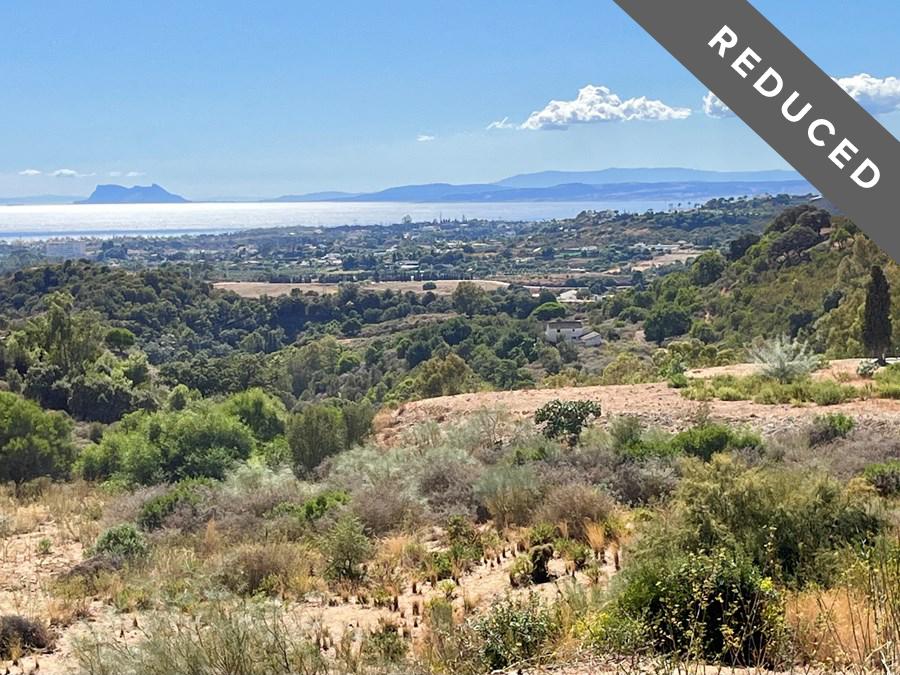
xmin=0 ymin=200 xmax=673 ymax=241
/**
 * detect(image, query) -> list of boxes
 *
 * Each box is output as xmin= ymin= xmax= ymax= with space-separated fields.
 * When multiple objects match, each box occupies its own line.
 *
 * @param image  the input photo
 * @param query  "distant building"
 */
xmin=45 ymin=239 xmax=87 ymax=259
xmin=545 ymin=319 xmax=602 ymax=347
xmin=545 ymin=320 xmax=584 ymax=343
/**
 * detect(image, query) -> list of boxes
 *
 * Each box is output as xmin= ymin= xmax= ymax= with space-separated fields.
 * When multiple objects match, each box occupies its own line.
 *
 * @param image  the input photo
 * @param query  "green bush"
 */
xmin=465 ymin=594 xmax=556 ymax=672
xmin=267 ymin=490 xmax=349 ymax=523
xmin=222 ymin=389 xmax=286 ymax=442
xmin=669 ymin=424 xmax=760 ymax=462
xmin=613 ymin=549 xmax=784 ymax=664
xmin=534 ymin=399 xmax=601 ymax=446
xmin=287 ymin=404 xmax=347 ymax=476
xmin=89 ymin=523 xmax=147 ymax=559
xmin=806 ymin=379 xmax=857 ymax=406
xmin=137 ymin=479 xmax=209 ymax=531
xmin=0 ymin=391 xmax=74 ymax=484
xmin=808 ymin=412 xmax=855 ymax=446
xmin=663 ymin=457 xmax=886 ymax=587
xmin=667 ymin=373 xmax=689 ymax=389
xmin=863 ymin=460 xmax=900 ymax=497
xmin=322 ymin=515 xmax=371 ymax=581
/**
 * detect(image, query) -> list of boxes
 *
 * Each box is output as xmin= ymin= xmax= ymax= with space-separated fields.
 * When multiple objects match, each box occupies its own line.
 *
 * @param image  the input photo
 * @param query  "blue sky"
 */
xmin=1 ymin=0 xmax=898 ymax=199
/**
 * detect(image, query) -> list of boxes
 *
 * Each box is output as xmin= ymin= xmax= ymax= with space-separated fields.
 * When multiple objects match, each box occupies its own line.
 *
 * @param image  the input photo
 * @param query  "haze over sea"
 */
xmin=0 ymin=200 xmax=670 ymax=241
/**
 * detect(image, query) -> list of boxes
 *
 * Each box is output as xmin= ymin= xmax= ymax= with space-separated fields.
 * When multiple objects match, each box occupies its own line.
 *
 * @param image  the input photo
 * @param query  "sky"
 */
xmin=1 ymin=0 xmax=898 ymax=200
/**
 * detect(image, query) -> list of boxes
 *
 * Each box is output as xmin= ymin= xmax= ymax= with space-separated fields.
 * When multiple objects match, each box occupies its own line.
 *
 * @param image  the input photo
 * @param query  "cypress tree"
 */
xmin=863 ymin=265 xmax=892 ymax=362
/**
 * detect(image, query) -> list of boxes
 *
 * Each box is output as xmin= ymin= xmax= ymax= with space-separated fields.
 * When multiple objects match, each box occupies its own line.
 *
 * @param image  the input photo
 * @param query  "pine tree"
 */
xmin=863 ymin=265 xmax=892 ymax=362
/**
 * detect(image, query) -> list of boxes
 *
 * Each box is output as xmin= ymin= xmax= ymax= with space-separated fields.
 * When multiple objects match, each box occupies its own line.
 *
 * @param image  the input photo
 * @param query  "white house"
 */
xmin=545 ymin=320 xmax=602 ymax=347
xmin=545 ymin=320 xmax=584 ymax=343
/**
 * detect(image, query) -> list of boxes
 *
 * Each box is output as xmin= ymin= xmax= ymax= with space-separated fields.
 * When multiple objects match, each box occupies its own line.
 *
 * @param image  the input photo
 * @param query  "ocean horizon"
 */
xmin=0 ymin=200 xmax=674 ymax=241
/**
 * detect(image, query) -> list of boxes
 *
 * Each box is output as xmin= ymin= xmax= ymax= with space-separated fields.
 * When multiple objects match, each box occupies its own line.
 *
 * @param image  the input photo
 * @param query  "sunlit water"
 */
xmin=0 ymin=200 xmax=671 ymax=241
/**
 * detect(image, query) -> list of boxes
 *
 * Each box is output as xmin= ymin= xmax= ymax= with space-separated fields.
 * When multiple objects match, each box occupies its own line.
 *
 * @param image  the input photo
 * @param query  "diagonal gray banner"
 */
xmin=611 ymin=0 xmax=900 ymax=263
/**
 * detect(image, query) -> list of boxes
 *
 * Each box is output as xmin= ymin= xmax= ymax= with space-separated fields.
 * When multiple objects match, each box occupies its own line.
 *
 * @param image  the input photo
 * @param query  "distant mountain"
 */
xmin=424 ymin=180 xmax=815 ymax=202
xmin=495 ymin=168 xmax=805 ymax=189
xmin=265 ymin=191 xmax=361 ymax=202
xmin=76 ymin=184 xmax=189 ymax=204
xmin=0 ymin=195 xmax=84 ymax=205
xmin=336 ymin=183 xmax=498 ymax=202
xmin=264 ymin=168 xmax=810 ymax=204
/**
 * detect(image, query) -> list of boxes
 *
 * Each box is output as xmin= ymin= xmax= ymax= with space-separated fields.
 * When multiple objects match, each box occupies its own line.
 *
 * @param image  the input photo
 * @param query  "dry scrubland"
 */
xmin=2 ymin=358 xmax=900 ymax=675
xmin=215 ymin=279 xmax=510 ymax=298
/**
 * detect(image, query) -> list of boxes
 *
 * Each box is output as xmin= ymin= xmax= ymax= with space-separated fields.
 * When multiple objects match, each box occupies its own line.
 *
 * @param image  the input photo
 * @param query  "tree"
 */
xmin=690 ymin=251 xmax=726 ymax=286
xmin=223 ymin=388 xmax=286 ymax=442
xmin=728 ymin=233 xmax=760 ymax=261
xmin=0 ymin=392 xmax=74 ymax=483
xmin=534 ymin=399 xmax=601 ymax=446
xmin=452 ymin=281 xmax=488 ymax=317
xmin=863 ymin=265 xmax=892 ymax=362
xmin=644 ymin=305 xmax=692 ymax=346
xmin=104 ymin=327 xmax=136 ymax=352
xmin=287 ymin=404 xmax=347 ymax=475
xmin=531 ymin=301 xmax=566 ymax=321
xmin=769 ymin=225 xmax=820 ymax=262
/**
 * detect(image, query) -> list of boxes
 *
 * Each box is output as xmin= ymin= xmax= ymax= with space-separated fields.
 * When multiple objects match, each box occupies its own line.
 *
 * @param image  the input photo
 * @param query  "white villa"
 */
xmin=544 ymin=320 xmax=602 ymax=347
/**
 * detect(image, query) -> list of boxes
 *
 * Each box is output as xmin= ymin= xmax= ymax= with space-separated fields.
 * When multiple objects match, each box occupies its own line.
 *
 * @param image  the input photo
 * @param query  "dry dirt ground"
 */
xmin=375 ymin=359 xmax=900 ymax=443
xmin=215 ymin=279 xmax=510 ymax=298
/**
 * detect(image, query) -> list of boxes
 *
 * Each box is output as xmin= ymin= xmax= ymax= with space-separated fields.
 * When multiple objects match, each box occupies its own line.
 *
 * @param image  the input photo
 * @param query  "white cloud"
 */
xmin=416 ymin=134 xmax=435 ymax=142
xmin=126 ymin=170 xmax=145 ymax=177
xmin=703 ymin=73 xmax=900 ymax=118
xmin=519 ymin=85 xmax=691 ymax=130
xmin=108 ymin=171 xmax=123 ymax=177
xmin=486 ymin=116 xmax=515 ymax=130
xmin=702 ymin=91 xmax=734 ymax=118
xmin=833 ymin=73 xmax=900 ymax=115
xmin=51 ymin=168 xmax=95 ymax=178
xmin=18 ymin=168 xmax=42 ymax=176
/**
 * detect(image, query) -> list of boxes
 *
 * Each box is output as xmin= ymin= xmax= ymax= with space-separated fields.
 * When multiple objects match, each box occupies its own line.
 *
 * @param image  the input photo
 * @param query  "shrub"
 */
xmin=287 ymin=404 xmax=347 ymax=476
xmin=362 ymin=619 xmax=408 ymax=668
xmin=89 ymin=524 xmax=147 ymax=559
xmin=0 ymin=391 xmax=74 ymax=483
xmin=857 ymin=359 xmax=879 ymax=378
xmin=667 ymin=373 xmax=689 ymax=389
xmin=806 ymin=379 xmax=857 ymax=406
xmin=474 ymin=465 xmax=542 ymax=527
xmin=748 ymin=334 xmax=818 ymax=383
xmin=322 ymin=515 xmax=371 ymax=581
xmin=665 ymin=457 xmax=886 ymax=587
xmin=808 ymin=412 xmax=855 ymax=446
xmin=222 ymin=389 xmax=286 ymax=442
xmin=0 ymin=615 xmax=52 ymax=659
xmin=863 ymin=460 xmax=900 ymax=497
xmin=220 ymin=542 xmax=310 ymax=596
xmin=72 ymin=599 xmax=325 ymax=675
xmin=508 ymin=554 xmax=535 ymax=587
xmin=535 ymin=483 xmax=615 ymax=542
xmin=465 ymin=594 xmax=556 ymax=672
xmin=613 ymin=550 xmax=784 ymax=664
xmin=669 ymin=424 xmax=761 ymax=462
xmin=268 ymin=490 xmax=349 ymax=523
xmin=137 ymin=479 xmax=209 ymax=531
xmin=534 ymin=399 xmax=601 ymax=446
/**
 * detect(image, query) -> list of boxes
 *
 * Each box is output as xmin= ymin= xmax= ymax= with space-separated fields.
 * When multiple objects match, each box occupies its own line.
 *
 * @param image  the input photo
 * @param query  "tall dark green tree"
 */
xmin=863 ymin=265 xmax=892 ymax=362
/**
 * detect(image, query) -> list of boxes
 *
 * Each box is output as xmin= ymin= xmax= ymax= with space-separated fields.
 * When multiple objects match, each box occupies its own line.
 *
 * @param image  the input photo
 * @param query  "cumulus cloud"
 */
xmin=703 ymin=73 xmax=900 ymax=118
xmin=833 ymin=73 xmax=900 ymax=115
xmin=416 ymin=134 xmax=435 ymax=142
xmin=18 ymin=168 xmax=42 ymax=176
xmin=108 ymin=171 xmax=123 ymax=177
xmin=519 ymin=85 xmax=691 ymax=130
xmin=702 ymin=91 xmax=735 ymax=119
xmin=486 ymin=116 xmax=515 ymax=130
